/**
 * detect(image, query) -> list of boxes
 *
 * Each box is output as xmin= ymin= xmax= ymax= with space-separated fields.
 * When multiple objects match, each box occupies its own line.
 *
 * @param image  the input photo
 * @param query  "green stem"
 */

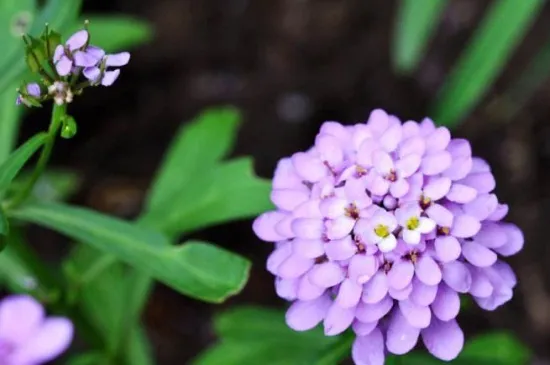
xmin=8 ymin=104 xmax=65 ymax=208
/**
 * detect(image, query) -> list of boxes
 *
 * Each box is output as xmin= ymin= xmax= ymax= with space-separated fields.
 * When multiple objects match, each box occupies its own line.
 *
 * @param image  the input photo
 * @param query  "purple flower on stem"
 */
xmin=0 ymin=295 xmax=73 ymax=365
xmin=83 ymin=52 xmax=131 ymax=87
xmin=16 ymin=83 xmax=41 ymax=106
xmin=253 ymin=109 xmax=524 ymax=364
xmin=53 ymin=30 xmax=104 ymax=76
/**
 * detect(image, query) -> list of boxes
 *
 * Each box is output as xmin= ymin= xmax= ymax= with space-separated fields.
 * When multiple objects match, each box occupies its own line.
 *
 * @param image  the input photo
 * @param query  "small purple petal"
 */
xmin=352 ymin=320 xmax=378 ymax=336
xmin=337 ymin=279 xmax=363 ymax=308
xmin=105 ymin=52 xmax=131 ymax=67
xmin=373 ymin=150 xmax=394 ymax=175
xmin=388 ymin=260 xmax=414 ymax=290
xmin=286 ymin=295 xmax=332 ymax=331
xmin=415 ymin=255 xmax=442 ymax=286
xmin=367 ymin=109 xmax=390 ymax=136
xmin=399 ymin=136 xmax=425 ymax=158
xmin=399 ymin=299 xmax=431 ymax=328
xmin=424 ymin=177 xmax=451 ymax=200
xmin=425 ymin=127 xmax=450 ymax=152
xmin=297 ymin=275 xmax=325 ymax=300
xmin=426 ymin=204 xmax=454 ymax=227
xmin=308 ymin=262 xmax=345 ymax=287
xmin=421 ymin=151 xmax=452 ymax=175
xmin=253 ymin=211 xmax=286 ymax=242
xmin=469 ymin=268 xmax=493 ymax=298
xmin=325 ymin=236 xmax=357 ymax=261
xmin=101 ymin=69 xmax=121 ymax=86
xmin=275 ymin=277 xmax=298 ymax=300
xmin=379 ymin=124 xmax=402 ymax=152
xmin=278 ymin=255 xmax=314 ymax=279
xmin=459 ymin=172 xmax=496 ymax=194
xmin=55 ymin=56 xmax=72 ymax=76
xmin=462 ymin=240 xmax=497 ymax=267
xmin=409 ymin=278 xmax=438 ymax=306
xmin=388 ymin=283 xmax=413 ymax=300
xmin=292 ymin=238 xmax=325 ymax=259
xmin=446 ymin=183 xmax=477 ymax=203
xmin=451 ymin=215 xmax=481 ymax=238
xmin=324 ymin=303 xmax=355 ymax=335
xmin=292 ymin=152 xmax=327 ymax=182
xmin=73 ymin=50 xmax=100 ymax=67
xmin=83 ymin=66 xmax=101 ymax=82
xmin=66 ymin=30 xmax=89 ymax=50
xmin=463 ymin=194 xmax=498 ymax=221
xmin=0 ymin=295 xmax=44 ymax=345
xmin=362 ymin=271 xmax=389 ymax=303
xmin=271 ymin=189 xmax=309 ymax=211
xmin=349 ymin=255 xmax=378 ymax=284
xmin=493 ymin=223 xmax=524 ymax=256
xmin=442 ymin=261 xmax=472 ymax=293
xmin=326 ymin=216 xmax=355 ymax=239
xmin=434 ymin=236 xmax=461 ymax=263
xmin=396 ymin=154 xmax=421 ymax=178
xmin=53 ymin=45 xmax=64 ymax=63
xmin=431 ymin=284 xmax=460 ymax=321
xmin=292 ymin=218 xmax=324 ymax=239
xmin=266 ymin=242 xmax=292 ymax=274
xmin=386 ymin=309 xmax=421 ymax=355
xmin=356 ymin=295 xmax=393 ymax=322
xmin=352 ymin=328 xmax=385 ymax=365
xmin=443 ymin=156 xmax=473 ymax=181
xmin=421 ymin=318 xmax=464 ymax=361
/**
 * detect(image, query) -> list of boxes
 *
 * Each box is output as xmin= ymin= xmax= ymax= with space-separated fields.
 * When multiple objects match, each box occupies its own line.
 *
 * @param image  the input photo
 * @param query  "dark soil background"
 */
xmin=19 ymin=0 xmax=550 ymax=364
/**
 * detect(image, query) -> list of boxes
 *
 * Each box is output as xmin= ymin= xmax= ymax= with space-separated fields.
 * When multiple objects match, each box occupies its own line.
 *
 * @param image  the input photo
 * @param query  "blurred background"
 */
xmin=18 ymin=0 xmax=550 ymax=363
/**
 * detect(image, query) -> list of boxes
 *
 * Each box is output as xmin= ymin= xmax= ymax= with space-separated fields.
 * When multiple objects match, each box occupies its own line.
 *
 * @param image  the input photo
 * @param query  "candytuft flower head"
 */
xmin=16 ymin=21 xmax=130 ymax=108
xmin=0 ymin=294 xmax=73 ymax=365
xmin=253 ymin=109 xmax=524 ymax=365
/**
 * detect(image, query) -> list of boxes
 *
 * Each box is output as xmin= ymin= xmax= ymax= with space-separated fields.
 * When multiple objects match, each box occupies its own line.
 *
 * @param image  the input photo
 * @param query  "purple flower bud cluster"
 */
xmin=53 ymin=29 xmax=130 ymax=86
xmin=0 ymin=295 xmax=73 ymax=365
xmin=253 ymin=109 xmax=524 ymax=364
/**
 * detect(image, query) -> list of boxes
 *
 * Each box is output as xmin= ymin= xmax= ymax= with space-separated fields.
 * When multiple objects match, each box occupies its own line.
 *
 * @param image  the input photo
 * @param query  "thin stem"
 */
xmin=7 ymin=104 xmax=66 ymax=209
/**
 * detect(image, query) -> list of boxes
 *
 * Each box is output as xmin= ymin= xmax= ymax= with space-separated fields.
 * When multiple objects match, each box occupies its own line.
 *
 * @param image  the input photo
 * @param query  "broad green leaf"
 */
xmin=0 ymin=132 xmax=48 ymax=192
xmin=0 ymin=85 xmax=23 ymax=165
xmin=0 ymin=0 xmax=82 ymax=93
xmin=126 ymin=325 xmax=154 ymax=365
xmin=142 ymin=157 xmax=272 ymax=237
xmin=432 ymin=0 xmax=544 ymax=127
xmin=12 ymin=202 xmax=251 ymax=302
xmin=145 ymin=106 xmax=241 ymax=212
xmin=67 ymin=15 xmax=153 ymax=52
xmin=195 ymin=306 xmax=338 ymax=365
xmin=393 ymin=0 xmax=447 ymax=73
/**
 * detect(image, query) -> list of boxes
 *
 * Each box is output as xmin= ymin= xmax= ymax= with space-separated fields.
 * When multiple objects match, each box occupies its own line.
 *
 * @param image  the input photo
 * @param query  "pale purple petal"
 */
xmin=487 ymin=204 xmax=508 ymax=221
xmin=308 ymin=262 xmax=345 ymax=287
xmin=369 ymin=175 xmax=390 ymax=196
xmin=463 ymin=194 xmax=498 ymax=221
xmin=253 ymin=211 xmax=287 ymax=241
xmin=399 ymin=299 xmax=431 ymax=328
xmin=101 ymin=69 xmax=121 ymax=86
xmin=271 ymin=189 xmax=310 ymax=211
xmin=415 ymin=255 xmax=442 ymax=286
xmin=362 ymin=271 xmax=388 ymax=303
xmin=493 ymin=223 xmax=524 ymax=256
xmin=399 ymin=136 xmax=425 ymax=158
xmin=451 ymin=215 xmax=481 ymax=238
xmin=266 ymin=242 xmax=292 ymax=274
xmin=425 ymin=204 xmax=454 ymax=227
xmin=442 ymin=261 xmax=472 ymax=293
xmin=462 ymin=241 xmax=497 ymax=267
xmin=53 ymin=45 xmax=64 ymax=63
xmin=292 ymin=152 xmax=327 ymax=182
xmin=474 ymin=223 xmax=507 ymax=249
xmin=292 ymin=218 xmax=324 ymax=239
xmin=337 ymin=279 xmax=363 ymax=308
xmin=367 ymin=109 xmax=390 ymax=136
xmin=352 ymin=320 xmax=378 ymax=336
xmin=349 ymin=255 xmax=378 ymax=284
xmin=386 ymin=309 xmax=421 ymax=355
xmin=85 ymin=46 xmax=105 ymax=60
xmin=278 ymin=254 xmax=314 ymax=279
xmin=356 ymin=295 xmax=393 ymax=322
xmin=66 ymin=30 xmax=88 ymax=50
xmin=424 ymin=177 xmax=451 ymax=200
xmin=321 ymin=197 xmax=349 ymax=218
xmin=425 ymin=127 xmax=450 ymax=153
xmin=55 ymin=56 xmax=72 ymax=76
xmin=0 ymin=295 xmax=44 ymax=345
xmin=352 ymin=329 xmax=385 ymax=365
xmin=459 ymin=172 xmax=495 ymax=194
xmin=434 ymin=236 xmax=461 ymax=263
xmin=325 ymin=236 xmax=357 ymax=261
xmin=396 ymin=154 xmax=421 ymax=177
xmin=443 ymin=156 xmax=473 ymax=181
xmin=378 ymin=234 xmax=397 ymax=252
xmin=446 ymin=183 xmax=477 ymax=203
xmin=379 ymin=124 xmax=402 ymax=152
xmin=105 ymin=52 xmax=131 ymax=67
xmin=446 ymin=139 xmax=471 ymax=157
xmin=389 ymin=283 xmax=413 ymax=300
xmin=297 ymin=275 xmax=325 ymax=300
xmin=402 ymin=121 xmax=420 ymax=139
xmin=409 ymin=278 xmax=438 ymax=306
xmin=26 ymin=83 xmax=41 ymax=98
xmin=73 ymin=50 xmax=99 ymax=67
xmin=275 ymin=277 xmax=298 ymax=300
xmin=419 ymin=118 xmax=436 ymax=135
xmin=357 ymin=139 xmax=378 ymax=166
xmin=469 ymin=268 xmax=493 ymax=298
xmin=373 ymin=150 xmax=394 ymax=175
xmin=292 ymin=238 xmax=325 ymax=259
xmin=389 ymin=179 xmax=409 ymax=198
xmin=431 ymin=284 xmax=460 ymax=321
xmin=11 ymin=318 xmax=73 ymax=365
xmin=324 ymin=303 xmax=355 ymax=335
xmin=421 ymin=318 xmax=464 ymax=361
xmin=286 ymin=295 xmax=332 ymax=331
xmin=83 ymin=66 xmax=101 ymax=82
xmin=326 ymin=216 xmax=355 ymax=239
xmin=421 ymin=152 xmax=452 ymax=175
xmin=388 ymin=260 xmax=414 ymax=290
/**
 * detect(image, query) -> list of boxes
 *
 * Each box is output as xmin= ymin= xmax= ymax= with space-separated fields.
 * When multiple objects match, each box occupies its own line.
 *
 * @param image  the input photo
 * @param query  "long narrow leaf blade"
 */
xmin=0 ymin=132 xmax=47 ymax=191
xmin=431 ymin=0 xmax=544 ymax=127
xmin=0 ymin=85 xmax=22 ymax=164
xmin=393 ymin=0 xmax=447 ymax=73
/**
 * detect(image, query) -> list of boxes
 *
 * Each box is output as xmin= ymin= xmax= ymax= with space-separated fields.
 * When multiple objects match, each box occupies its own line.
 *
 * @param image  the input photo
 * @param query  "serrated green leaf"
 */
xmin=145 ymin=106 xmax=242 ymax=212
xmin=67 ymin=15 xmax=153 ymax=52
xmin=0 ymin=132 xmax=47 ymax=192
xmin=393 ymin=0 xmax=447 ymax=73
xmin=432 ymin=0 xmax=544 ymax=127
xmin=11 ymin=202 xmax=251 ymax=302
xmin=143 ymin=157 xmax=273 ymax=237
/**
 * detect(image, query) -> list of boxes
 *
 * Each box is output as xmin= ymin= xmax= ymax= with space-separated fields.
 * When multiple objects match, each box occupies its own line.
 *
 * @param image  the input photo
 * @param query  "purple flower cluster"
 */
xmin=253 ymin=109 xmax=523 ymax=364
xmin=0 ymin=295 xmax=73 ymax=365
xmin=53 ymin=29 xmax=130 ymax=86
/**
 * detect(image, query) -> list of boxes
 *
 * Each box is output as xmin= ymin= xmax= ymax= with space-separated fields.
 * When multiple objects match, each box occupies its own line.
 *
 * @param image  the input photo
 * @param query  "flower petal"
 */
xmin=451 ymin=215 xmax=481 ymax=238
xmin=378 ymin=234 xmax=397 ymax=252
xmin=105 ymin=52 xmax=131 ymax=67
xmin=386 ymin=309 xmax=421 ymax=355
xmin=367 ymin=109 xmax=390 ymax=136
xmin=415 ymin=255 xmax=442 ymax=286
xmin=373 ymin=150 xmax=394 ymax=175
xmin=83 ymin=66 xmax=101 ymax=82
xmin=292 ymin=218 xmax=324 ymax=239
xmin=308 ymin=262 xmax=345 ymax=287
xmin=446 ymin=183 xmax=477 ymax=203
xmin=425 ymin=127 xmax=450 ymax=153
xmin=388 ymin=260 xmax=414 ymax=290
xmin=324 ymin=302 xmax=356 ymax=335
xmin=425 ymin=204 xmax=454 ymax=227
xmin=293 ymin=238 xmax=325 ymax=259
xmin=326 ymin=216 xmax=356 ymax=240
xmin=349 ymin=255 xmax=378 ymax=284
xmin=0 ymin=295 xmax=44 ymax=345
xmin=271 ymin=189 xmax=310 ymax=211
xmin=379 ymin=124 xmax=402 ymax=152
xmin=463 ymin=194 xmax=498 ymax=221
xmin=424 ymin=177 xmax=451 ymax=201
xmin=431 ymin=284 xmax=460 ymax=321
xmin=266 ymin=242 xmax=292 ymax=274
xmin=469 ymin=268 xmax=493 ymax=298
xmin=352 ymin=329 xmax=385 ymax=365
xmin=388 ymin=283 xmax=413 ymax=300
xmin=396 ymin=154 xmax=421 ymax=178
xmin=362 ymin=271 xmax=389 ymax=303
xmin=253 ymin=211 xmax=287 ymax=241
xmin=442 ymin=261 xmax=472 ymax=293
xmin=493 ymin=223 xmax=524 ymax=256
xmin=278 ymin=254 xmax=314 ymax=279
xmin=66 ymin=30 xmax=88 ymax=50
xmin=421 ymin=152 xmax=452 ymax=175
xmin=352 ymin=320 xmax=378 ymax=336
xmin=101 ymin=69 xmax=121 ymax=86
xmin=389 ymin=179 xmax=409 ymax=198
xmin=399 ymin=136 xmax=425 ymax=158
xmin=443 ymin=156 xmax=473 ymax=181
xmin=53 ymin=45 xmax=64 ymax=63
xmin=286 ymin=296 xmax=332 ymax=331
xmin=356 ymin=295 xmax=393 ymax=322
xmin=462 ymin=240 xmax=497 ymax=268
xmin=55 ymin=56 xmax=72 ymax=76
xmin=459 ymin=172 xmax=495 ymax=193
xmin=297 ymin=275 xmax=325 ymax=300
xmin=275 ymin=277 xmax=298 ymax=300
xmin=409 ymin=278 xmax=438 ymax=306
xmin=418 ymin=217 xmax=436 ymax=234
xmin=434 ymin=236 xmax=461 ymax=263
xmin=421 ymin=318 xmax=464 ymax=361
xmin=337 ymin=278 xmax=363 ymax=308
xmin=325 ymin=236 xmax=357 ymax=261
xmin=399 ymin=299 xmax=431 ymax=328
xmin=11 ymin=318 xmax=73 ymax=365
xmin=73 ymin=50 xmax=99 ymax=67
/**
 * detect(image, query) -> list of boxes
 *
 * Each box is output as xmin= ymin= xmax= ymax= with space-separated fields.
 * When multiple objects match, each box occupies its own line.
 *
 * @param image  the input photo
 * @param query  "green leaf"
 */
xmin=65 ymin=352 xmax=108 ymax=365
xmin=0 ymin=132 xmax=47 ymax=192
xmin=393 ymin=0 xmax=447 ymax=73
xmin=126 ymin=325 xmax=154 ymax=365
xmin=432 ymin=0 xmax=544 ymax=127
xmin=67 ymin=15 xmax=153 ymax=52
xmin=12 ymin=202 xmax=251 ymax=302
xmin=0 ymin=205 xmax=9 ymax=239
xmin=145 ymin=106 xmax=241 ymax=212
xmin=194 ymin=306 xmax=338 ymax=365
xmin=0 ymin=85 xmax=23 ymax=165
xmin=0 ymin=0 xmax=36 ymax=75
xmin=143 ymin=157 xmax=273 ymax=237
xmin=312 ymin=333 xmax=354 ymax=365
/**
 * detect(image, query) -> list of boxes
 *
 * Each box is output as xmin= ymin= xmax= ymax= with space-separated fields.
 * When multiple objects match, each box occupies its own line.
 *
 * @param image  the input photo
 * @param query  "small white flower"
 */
xmin=364 ymin=210 xmax=398 ymax=252
xmin=395 ymin=203 xmax=436 ymax=245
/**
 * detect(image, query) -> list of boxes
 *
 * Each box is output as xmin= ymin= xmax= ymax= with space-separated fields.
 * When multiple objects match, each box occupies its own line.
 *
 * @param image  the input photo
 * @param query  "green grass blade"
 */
xmin=432 ymin=0 xmax=544 ymax=127
xmin=393 ymin=0 xmax=447 ymax=74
